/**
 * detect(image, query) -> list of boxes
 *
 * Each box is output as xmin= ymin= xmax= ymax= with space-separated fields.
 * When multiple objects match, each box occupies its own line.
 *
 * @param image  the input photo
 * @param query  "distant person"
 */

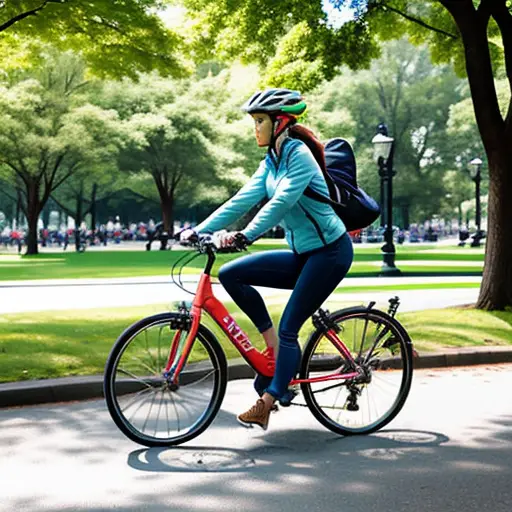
xmin=2 ymin=226 xmax=11 ymax=248
xmin=106 ymin=218 xmax=114 ymax=241
xmin=145 ymin=221 xmax=167 ymax=251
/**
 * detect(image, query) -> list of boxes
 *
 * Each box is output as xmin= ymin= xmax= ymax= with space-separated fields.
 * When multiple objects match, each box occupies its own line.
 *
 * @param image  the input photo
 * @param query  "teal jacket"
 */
xmin=195 ymin=138 xmax=346 ymax=254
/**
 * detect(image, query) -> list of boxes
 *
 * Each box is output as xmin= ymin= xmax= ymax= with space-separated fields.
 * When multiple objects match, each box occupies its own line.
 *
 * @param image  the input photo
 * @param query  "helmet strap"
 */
xmin=274 ymin=115 xmax=294 ymax=138
xmin=268 ymin=114 xmax=295 ymax=158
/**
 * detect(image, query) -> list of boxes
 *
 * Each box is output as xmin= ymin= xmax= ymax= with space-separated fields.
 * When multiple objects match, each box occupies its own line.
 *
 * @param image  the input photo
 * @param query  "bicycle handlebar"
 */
xmin=176 ymin=232 xmax=249 ymax=254
xmin=170 ymin=231 xmax=250 ymax=283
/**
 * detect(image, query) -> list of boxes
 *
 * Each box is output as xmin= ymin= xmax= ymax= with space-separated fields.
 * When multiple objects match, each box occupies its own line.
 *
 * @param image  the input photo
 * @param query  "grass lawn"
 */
xmin=335 ymin=282 xmax=480 ymax=294
xmin=0 ymin=242 xmax=484 ymax=281
xmin=1 ymin=295 xmax=510 ymax=383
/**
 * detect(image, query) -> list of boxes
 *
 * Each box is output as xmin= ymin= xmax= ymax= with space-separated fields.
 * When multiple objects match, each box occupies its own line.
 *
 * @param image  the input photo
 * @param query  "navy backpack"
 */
xmin=304 ymin=138 xmax=380 ymax=232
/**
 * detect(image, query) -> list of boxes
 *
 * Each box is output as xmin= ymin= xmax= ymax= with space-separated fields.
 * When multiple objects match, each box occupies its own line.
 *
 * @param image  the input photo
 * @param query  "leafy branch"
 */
xmin=0 ymin=0 xmax=64 ymax=33
xmin=364 ymin=1 xmax=458 ymax=38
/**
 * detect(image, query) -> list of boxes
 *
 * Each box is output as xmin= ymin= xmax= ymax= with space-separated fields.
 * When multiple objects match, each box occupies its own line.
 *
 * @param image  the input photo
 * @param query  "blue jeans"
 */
xmin=218 ymin=232 xmax=353 ymax=400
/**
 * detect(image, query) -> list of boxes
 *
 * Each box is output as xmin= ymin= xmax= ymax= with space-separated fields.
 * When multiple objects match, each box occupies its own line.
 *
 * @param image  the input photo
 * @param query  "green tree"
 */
xmin=0 ymin=1 xmax=187 ymax=79
xmin=112 ymin=76 xmax=240 ymax=235
xmin=0 ymin=56 xmax=122 ymax=254
xmin=183 ymin=0 xmax=512 ymax=311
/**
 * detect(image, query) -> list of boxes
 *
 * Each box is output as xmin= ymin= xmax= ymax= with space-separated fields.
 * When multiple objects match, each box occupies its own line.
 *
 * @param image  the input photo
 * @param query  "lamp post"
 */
xmin=468 ymin=157 xmax=483 ymax=247
xmin=372 ymin=123 xmax=401 ymax=276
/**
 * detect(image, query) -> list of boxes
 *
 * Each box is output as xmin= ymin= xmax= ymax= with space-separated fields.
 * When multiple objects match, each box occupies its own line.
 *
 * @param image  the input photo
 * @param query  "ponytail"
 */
xmin=288 ymin=124 xmax=327 ymax=173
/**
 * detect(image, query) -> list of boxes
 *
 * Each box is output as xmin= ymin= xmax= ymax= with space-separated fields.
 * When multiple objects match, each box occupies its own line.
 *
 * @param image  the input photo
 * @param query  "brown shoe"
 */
xmin=237 ymin=399 xmax=271 ymax=430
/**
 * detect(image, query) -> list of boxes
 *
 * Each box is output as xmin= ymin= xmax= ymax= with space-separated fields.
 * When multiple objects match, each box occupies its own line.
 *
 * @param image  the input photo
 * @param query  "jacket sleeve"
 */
xmin=195 ymin=160 xmax=267 ymax=234
xmin=242 ymin=143 xmax=318 ymax=242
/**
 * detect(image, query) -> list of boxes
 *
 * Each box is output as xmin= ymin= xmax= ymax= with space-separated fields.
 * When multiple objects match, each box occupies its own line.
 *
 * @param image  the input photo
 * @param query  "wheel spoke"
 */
xmin=154 ymin=388 xmax=165 ymax=437
xmin=181 ymin=369 xmax=217 ymax=389
xmin=157 ymin=327 xmax=163 ymax=375
xmin=141 ymin=387 xmax=158 ymax=433
xmin=126 ymin=354 xmax=159 ymax=376
xmin=357 ymin=316 xmax=370 ymax=358
xmin=143 ymin=329 xmax=157 ymax=372
xmin=127 ymin=387 xmax=158 ymax=424
xmin=119 ymin=386 xmax=155 ymax=413
xmin=166 ymin=386 xmax=181 ymax=433
xmin=117 ymin=367 xmax=155 ymax=389
xmin=164 ymin=387 xmax=171 ymax=437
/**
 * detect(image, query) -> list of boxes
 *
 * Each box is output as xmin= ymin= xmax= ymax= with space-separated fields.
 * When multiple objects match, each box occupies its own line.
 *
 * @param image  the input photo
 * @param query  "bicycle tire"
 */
xmin=301 ymin=306 xmax=413 ymax=436
xmin=104 ymin=312 xmax=227 ymax=447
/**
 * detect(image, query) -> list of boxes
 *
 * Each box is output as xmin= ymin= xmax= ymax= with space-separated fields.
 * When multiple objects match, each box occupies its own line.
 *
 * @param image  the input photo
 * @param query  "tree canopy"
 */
xmin=0 ymin=1 xmax=188 ymax=78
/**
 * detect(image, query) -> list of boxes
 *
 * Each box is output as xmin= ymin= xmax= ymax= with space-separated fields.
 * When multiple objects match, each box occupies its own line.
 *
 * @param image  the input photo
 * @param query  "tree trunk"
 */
xmin=15 ymin=189 xmax=22 ymax=229
xmin=74 ymin=188 xmax=83 ymax=252
xmin=25 ymin=183 xmax=41 ymax=255
xmin=41 ymin=202 xmax=51 ymax=229
xmin=476 ymin=147 xmax=512 ymax=310
xmin=90 ymin=182 xmax=98 ymax=240
xmin=161 ymin=196 xmax=174 ymax=235
xmin=157 ymin=193 xmax=175 ymax=251
xmin=158 ymin=185 xmax=175 ymax=236
xmin=441 ymin=1 xmax=512 ymax=310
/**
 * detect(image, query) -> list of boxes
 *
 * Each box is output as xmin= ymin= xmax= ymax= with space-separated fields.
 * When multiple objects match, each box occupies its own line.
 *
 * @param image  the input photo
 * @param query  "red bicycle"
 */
xmin=104 ymin=236 xmax=414 ymax=447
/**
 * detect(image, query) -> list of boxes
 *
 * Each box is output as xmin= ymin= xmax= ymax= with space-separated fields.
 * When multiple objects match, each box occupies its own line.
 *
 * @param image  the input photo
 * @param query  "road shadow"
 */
xmin=127 ymin=428 xmax=450 ymax=473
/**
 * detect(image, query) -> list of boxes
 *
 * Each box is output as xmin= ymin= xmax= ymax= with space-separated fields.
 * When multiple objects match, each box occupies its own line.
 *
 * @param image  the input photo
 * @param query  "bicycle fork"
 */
xmin=163 ymin=301 xmax=199 ymax=385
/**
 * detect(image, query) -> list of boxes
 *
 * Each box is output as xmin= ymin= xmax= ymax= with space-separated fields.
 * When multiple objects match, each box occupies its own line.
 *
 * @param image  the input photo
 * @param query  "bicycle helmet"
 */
xmin=241 ymin=88 xmax=307 ymax=117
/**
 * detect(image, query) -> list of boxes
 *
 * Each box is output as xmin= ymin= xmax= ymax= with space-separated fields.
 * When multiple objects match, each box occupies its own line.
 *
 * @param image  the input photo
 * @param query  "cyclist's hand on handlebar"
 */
xmin=213 ymin=231 xmax=250 ymax=251
xmin=178 ymin=228 xmax=198 ymax=245
xmin=213 ymin=230 xmax=236 ymax=249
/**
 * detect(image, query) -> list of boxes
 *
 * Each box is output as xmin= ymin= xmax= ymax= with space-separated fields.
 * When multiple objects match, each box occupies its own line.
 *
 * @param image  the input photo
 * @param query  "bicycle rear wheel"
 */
xmin=301 ymin=307 xmax=413 ymax=436
xmin=104 ymin=312 xmax=227 ymax=447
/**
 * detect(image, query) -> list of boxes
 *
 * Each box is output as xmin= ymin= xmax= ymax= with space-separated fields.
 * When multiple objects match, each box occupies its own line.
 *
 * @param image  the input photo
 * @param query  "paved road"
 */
xmin=0 ymin=276 xmax=481 ymax=314
xmin=1 ymin=364 xmax=511 ymax=512
xmin=0 ymin=277 xmax=284 ymax=314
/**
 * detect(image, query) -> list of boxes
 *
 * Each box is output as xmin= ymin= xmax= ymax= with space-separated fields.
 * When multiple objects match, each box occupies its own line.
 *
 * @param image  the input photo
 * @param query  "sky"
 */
xmin=159 ymin=1 xmax=357 ymax=30
xmin=322 ymin=0 xmax=358 ymax=27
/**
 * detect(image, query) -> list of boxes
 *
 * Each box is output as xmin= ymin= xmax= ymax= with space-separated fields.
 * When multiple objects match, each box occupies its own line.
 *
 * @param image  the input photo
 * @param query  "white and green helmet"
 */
xmin=241 ymin=88 xmax=307 ymax=117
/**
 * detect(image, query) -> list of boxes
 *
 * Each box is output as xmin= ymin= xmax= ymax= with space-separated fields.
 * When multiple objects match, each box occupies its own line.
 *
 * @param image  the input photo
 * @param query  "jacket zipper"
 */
xmin=298 ymin=203 xmax=327 ymax=246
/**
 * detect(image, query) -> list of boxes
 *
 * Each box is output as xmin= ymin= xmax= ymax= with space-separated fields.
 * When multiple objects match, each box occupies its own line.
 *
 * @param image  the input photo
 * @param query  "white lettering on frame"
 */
xmin=223 ymin=316 xmax=254 ymax=352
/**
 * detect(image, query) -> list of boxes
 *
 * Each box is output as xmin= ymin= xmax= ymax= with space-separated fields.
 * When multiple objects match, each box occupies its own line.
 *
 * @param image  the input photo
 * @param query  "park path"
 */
xmin=0 ymin=365 xmax=511 ymax=512
xmin=0 ymin=276 xmax=482 ymax=314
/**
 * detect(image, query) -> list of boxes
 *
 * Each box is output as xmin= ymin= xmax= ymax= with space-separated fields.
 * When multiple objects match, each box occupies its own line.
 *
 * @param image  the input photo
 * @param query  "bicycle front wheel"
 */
xmin=301 ymin=307 xmax=413 ymax=436
xmin=104 ymin=313 xmax=227 ymax=447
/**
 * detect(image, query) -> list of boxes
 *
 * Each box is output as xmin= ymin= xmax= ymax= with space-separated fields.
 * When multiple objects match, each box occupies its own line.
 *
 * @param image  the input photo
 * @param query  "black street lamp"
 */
xmin=372 ymin=123 xmax=401 ymax=276
xmin=468 ymin=157 xmax=483 ymax=247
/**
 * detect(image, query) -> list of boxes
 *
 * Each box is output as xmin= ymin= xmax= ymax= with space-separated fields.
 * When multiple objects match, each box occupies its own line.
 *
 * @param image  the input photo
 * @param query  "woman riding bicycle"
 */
xmin=181 ymin=88 xmax=354 ymax=430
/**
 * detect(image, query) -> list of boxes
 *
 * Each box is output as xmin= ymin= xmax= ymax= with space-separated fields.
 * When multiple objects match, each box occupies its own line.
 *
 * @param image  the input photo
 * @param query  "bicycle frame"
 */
xmin=166 ymin=244 xmax=360 ymax=386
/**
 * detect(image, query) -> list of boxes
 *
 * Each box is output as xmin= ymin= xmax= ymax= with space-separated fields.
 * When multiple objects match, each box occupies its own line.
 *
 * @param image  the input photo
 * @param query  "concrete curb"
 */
xmin=412 ymin=346 xmax=512 ymax=369
xmin=1 ymin=349 xmax=512 ymax=409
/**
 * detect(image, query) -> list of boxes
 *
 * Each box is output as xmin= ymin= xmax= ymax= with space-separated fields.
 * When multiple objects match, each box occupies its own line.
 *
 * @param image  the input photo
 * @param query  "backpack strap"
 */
xmin=304 ymin=186 xmax=348 ymax=208
xmin=284 ymin=138 xmax=345 ymax=206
